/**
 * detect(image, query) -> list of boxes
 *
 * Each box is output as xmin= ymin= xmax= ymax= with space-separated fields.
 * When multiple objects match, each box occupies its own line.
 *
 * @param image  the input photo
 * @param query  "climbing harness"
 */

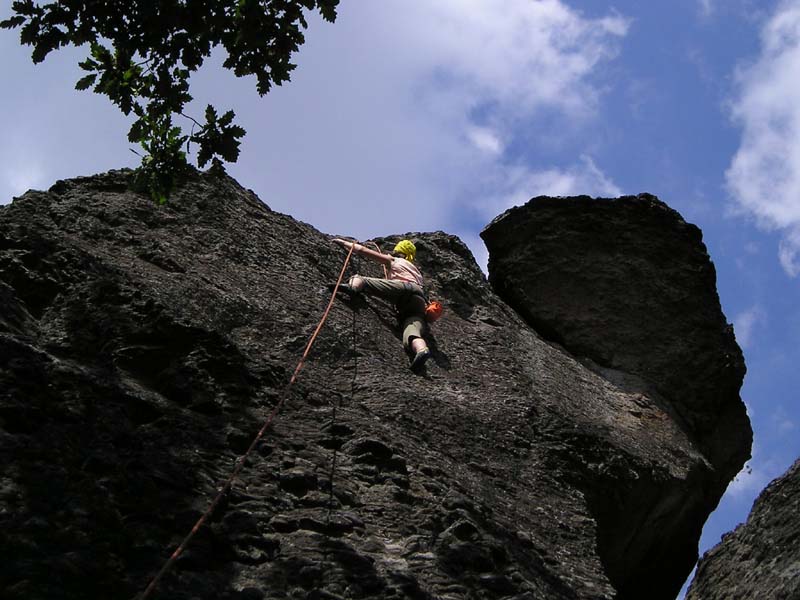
xmin=138 ymin=243 xmax=357 ymax=600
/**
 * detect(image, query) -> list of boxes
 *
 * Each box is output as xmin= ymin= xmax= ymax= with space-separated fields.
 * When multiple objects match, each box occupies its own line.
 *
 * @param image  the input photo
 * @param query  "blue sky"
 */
xmin=2 ymin=1 xmax=798 ymax=596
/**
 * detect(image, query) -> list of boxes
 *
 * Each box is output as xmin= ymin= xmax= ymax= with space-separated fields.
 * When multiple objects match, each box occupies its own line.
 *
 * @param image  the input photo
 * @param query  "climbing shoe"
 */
xmin=328 ymin=282 xmax=359 ymax=297
xmin=410 ymin=348 xmax=431 ymax=372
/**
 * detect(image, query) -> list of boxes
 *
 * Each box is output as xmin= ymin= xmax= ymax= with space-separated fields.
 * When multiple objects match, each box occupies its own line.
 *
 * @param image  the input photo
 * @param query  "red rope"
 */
xmin=138 ymin=243 xmax=356 ymax=600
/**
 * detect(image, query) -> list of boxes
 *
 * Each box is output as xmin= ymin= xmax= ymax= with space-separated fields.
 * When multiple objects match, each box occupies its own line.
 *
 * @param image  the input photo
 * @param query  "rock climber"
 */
xmin=330 ymin=238 xmax=432 ymax=372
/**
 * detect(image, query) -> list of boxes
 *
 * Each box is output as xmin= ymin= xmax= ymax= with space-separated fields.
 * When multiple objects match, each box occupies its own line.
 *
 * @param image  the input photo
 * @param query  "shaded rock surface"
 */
xmin=480 ymin=194 xmax=753 ymax=597
xmin=687 ymin=458 xmax=800 ymax=600
xmin=1 ymin=170 xmax=748 ymax=600
xmin=480 ymin=196 xmax=749 ymax=479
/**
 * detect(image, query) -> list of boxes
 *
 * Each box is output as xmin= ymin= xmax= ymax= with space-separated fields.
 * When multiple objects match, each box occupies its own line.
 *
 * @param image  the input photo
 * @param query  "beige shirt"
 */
xmin=389 ymin=257 xmax=424 ymax=287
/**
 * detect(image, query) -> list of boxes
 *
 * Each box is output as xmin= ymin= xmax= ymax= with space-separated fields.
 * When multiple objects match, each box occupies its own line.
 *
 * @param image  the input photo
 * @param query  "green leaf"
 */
xmin=31 ymin=43 xmax=49 ymax=64
xmin=127 ymin=119 xmax=147 ymax=143
xmin=0 ymin=16 xmax=26 ymax=29
xmin=218 ymin=109 xmax=234 ymax=127
xmin=90 ymin=42 xmax=111 ymax=63
xmin=19 ymin=21 xmax=38 ymax=46
xmin=204 ymin=104 xmax=217 ymax=123
xmin=75 ymin=73 xmax=96 ymax=90
xmin=7 ymin=0 xmax=341 ymax=200
xmin=78 ymin=57 xmax=98 ymax=71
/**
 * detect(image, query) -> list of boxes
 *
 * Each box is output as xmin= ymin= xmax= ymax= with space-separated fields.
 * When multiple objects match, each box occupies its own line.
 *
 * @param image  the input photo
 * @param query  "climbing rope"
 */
xmin=325 ymin=301 xmax=358 ymax=525
xmin=364 ymin=241 xmax=388 ymax=278
xmin=323 ymin=238 xmax=385 ymax=525
xmin=137 ymin=242 xmax=357 ymax=600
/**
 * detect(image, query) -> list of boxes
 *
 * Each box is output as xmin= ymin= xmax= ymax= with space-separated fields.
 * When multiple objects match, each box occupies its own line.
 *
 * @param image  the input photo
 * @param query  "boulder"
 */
xmin=481 ymin=194 xmax=752 ymax=596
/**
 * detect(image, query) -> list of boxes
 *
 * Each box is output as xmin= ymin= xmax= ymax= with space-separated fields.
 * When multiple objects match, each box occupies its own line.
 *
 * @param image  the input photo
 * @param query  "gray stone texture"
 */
xmin=1 ymin=171 xmax=750 ymax=600
xmin=481 ymin=194 xmax=750 ymax=484
xmin=687 ymin=458 xmax=800 ymax=600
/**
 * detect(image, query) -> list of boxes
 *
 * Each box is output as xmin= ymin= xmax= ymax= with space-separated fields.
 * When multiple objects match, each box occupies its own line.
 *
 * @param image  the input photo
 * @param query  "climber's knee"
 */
xmin=409 ymin=336 xmax=427 ymax=354
xmin=348 ymin=275 xmax=365 ymax=292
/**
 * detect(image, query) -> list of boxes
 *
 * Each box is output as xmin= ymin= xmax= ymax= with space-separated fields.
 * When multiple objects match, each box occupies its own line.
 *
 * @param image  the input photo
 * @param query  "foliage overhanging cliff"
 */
xmin=0 ymin=168 xmax=751 ymax=600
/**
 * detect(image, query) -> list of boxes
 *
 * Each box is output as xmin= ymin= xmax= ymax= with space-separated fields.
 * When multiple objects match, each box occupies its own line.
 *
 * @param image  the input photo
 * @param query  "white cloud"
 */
xmin=771 ymin=405 xmax=797 ymax=435
xmin=726 ymin=447 xmax=794 ymax=499
xmin=467 ymin=127 xmax=503 ymax=156
xmin=726 ymin=1 xmax=800 ymax=276
xmin=726 ymin=460 xmax=765 ymax=497
xmin=204 ymin=1 xmax=629 ymax=246
xmin=478 ymin=155 xmax=623 ymax=218
xmin=724 ymin=406 xmax=793 ymax=499
xmin=0 ymin=36 xmax=139 ymax=205
xmin=778 ymin=225 xmax=800 ymax=276
xmin=725 ymin=435 xmax=773 ymax=498
xmin=2 ymin=2 xmax=629 ymax=258
xmin=698 ymin=0 xmax=715 ymax=18
xmin=457 ymin=229 xmax=491 ymax=275
xmin=744 ymin=241 xmax=760 ymax=254
xmin=743 ymin=399 xmax=754 ymax=419
xmin=1 ymin=163 xmax=46 ymax=203
xmin=403 ymin=0 xmax=630 ymax=118
xmin=733 ymin=305 xmax=766 ymax=348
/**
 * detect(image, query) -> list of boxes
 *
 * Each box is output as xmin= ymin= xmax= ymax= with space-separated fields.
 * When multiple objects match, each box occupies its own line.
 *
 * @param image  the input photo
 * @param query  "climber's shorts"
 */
xmin=401 ymin=314 xmax=425 ymax=348
xmin=353 ymin=277 xmax=416 ymax=298
xmin=352 ymin=277 xmax=427 ymax=348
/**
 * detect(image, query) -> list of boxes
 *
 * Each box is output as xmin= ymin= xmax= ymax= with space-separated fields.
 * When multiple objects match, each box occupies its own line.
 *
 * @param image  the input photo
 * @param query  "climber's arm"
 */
xmin=332 ymin=238 xmax=393 ymax=266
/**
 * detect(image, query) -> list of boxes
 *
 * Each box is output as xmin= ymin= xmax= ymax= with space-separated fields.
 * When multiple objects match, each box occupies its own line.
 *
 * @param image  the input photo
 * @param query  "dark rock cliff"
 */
xmin=481 ymin=194 xmax=752 ymax=597
xmin=1 ymin=170 xmax=750 ymax=600
xmin=686 ymin=458 xmax=800 ymax=600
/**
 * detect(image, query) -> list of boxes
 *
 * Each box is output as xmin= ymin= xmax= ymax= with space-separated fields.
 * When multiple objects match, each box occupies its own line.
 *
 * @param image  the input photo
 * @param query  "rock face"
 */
xmin=687 ymin=458 xmax=800 ymax=600
xmin=481 ymin=194 xmax=752 ymax=597
xmin=481 ymin=194 xmax=750 ymax=479
xmin=1 ymin=171 xmax=749 ymax=600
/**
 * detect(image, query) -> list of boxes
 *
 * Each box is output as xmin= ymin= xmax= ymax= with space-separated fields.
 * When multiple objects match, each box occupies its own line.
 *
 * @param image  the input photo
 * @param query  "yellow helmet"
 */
xmin=393 ymin=239 xmax=416 ymax=261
